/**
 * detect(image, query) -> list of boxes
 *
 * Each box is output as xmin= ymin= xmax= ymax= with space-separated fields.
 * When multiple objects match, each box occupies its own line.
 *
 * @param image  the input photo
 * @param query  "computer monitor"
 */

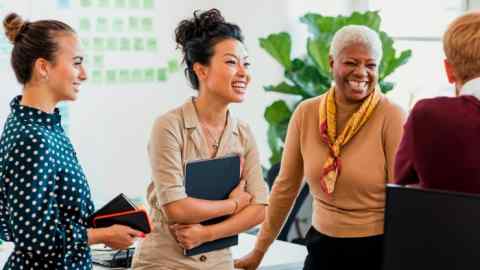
xmin=383 ymin=184 xmax=480 ymax=270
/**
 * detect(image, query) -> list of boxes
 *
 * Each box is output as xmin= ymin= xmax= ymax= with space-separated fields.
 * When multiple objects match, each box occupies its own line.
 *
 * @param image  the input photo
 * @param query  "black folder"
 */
xmin=184 ymin=154 xmax=241 ymax=256
xmin=88 ymin=193 xmax=151 ymax=233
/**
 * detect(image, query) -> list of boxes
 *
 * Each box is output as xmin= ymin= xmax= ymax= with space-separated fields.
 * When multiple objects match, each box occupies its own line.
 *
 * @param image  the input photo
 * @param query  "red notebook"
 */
xmin=89 ymin=193 xmax=152 ymax=234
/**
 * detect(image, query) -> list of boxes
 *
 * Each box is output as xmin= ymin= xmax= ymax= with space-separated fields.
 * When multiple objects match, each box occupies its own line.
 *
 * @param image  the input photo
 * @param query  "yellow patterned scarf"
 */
xmin=319 ymin=86 xmax=381 ymax=194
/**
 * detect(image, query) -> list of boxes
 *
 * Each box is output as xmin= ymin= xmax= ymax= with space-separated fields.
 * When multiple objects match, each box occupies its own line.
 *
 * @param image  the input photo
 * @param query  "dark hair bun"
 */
xmin=174 ymin=8 xmax=243 ymax=90
xmin=3 ymin=13 xmax=27 ymax=44
xmin=175 ymin=9 xmax=226 ymax=50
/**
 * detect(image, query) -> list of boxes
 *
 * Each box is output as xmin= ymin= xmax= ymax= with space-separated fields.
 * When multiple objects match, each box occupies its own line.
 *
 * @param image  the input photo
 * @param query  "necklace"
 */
xmin=203 ymin=125 xmax=220 ymax=149
xmin=192 ymin=99 xmax=224 ymax=150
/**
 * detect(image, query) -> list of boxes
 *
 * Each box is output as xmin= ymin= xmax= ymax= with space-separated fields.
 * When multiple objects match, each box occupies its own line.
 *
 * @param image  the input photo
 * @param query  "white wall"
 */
xmin=68 ymin=0 xmax=293 ymax=204
xmin=0 ymin=0 xmax=349 ymax=205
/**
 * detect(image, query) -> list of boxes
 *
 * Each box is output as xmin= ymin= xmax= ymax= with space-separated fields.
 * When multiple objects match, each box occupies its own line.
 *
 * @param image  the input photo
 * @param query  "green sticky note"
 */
xmin=114 ymin=0 xmax=126 ymax=8
xmin=91 ymin=70 xmax=103 ymax=83
xmin=93 ymin=37 xmax=105 ymax=51
xmin=119 ymin=37 xmax=131 ymax=51
xmin=93 ymin=55 xmax=104 ymax=67
xmin=157 ymin=68 xmax=167 ymax=81
xmin=132 ymin=69 xmax=143 ymax=82
xmin=133 ymin=37 xmax=144 ymax=51
xmin=119 ymin=69 xmax=130 ymax=82
xmin=112 ymin=17 xmax=124 ymax=32
xmin=168 ymin=59 xmax=179 ymax=73
xmin=98 ymin=0 xmax=110 ymax=8
xmin=146 ymin=37 xmax=157 ymax=52
xmin=80 ymin=0 xmax=93 ymax=7
xmin=129 ymin=0 xmax=140 ymax=8
xmin=106 ymin=37 xmax=118 ymax=51
xmin=141 ymin=17 xmax=153 ymax=32
xmin=81 ymin=38 xmax=90 ymax=50
xmin=143 ymin=0 xmax=154 ymax=9
xmin=79 ymin=17 xmax=91 ymax=32
xmin=144 ymin=68 xmax=155 ymax=82
xmin=106 ymin=69 xmax=117 ymax=83
xmin=128 ymin=16 xmax=139 ymax=32
xmin=96 ymin=17 xmax=108 ymax=32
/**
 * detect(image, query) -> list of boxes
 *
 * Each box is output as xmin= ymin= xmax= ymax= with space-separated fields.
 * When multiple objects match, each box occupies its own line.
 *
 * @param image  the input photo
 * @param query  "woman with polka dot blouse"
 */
xmin=0 ymin=13 xmax=144 ymax=270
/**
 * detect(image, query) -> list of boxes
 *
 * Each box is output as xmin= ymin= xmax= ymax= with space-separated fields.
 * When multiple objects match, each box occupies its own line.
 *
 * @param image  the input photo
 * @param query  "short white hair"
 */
xmin=329 ymin=25 xmax=383 ymax=63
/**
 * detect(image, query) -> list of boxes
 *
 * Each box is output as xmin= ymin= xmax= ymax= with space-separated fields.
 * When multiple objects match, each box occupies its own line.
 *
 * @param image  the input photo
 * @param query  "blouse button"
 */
xmin=199 ymin=255 xmax=207 ymax=262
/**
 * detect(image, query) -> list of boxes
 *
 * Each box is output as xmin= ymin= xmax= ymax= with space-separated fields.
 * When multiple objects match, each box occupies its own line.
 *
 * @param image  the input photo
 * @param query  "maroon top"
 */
xmin=395 ymin=95 xmax=480 ymax=194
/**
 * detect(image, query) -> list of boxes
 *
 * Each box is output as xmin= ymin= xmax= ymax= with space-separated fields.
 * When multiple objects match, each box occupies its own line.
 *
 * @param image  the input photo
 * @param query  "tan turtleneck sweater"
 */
xmin=256 ymin=93 xmax=405 ymax=252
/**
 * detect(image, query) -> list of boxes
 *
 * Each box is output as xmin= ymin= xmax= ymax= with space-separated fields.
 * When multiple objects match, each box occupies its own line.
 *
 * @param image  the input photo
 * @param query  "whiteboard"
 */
xmin=0 ymin=0 xmax=291 ymax=206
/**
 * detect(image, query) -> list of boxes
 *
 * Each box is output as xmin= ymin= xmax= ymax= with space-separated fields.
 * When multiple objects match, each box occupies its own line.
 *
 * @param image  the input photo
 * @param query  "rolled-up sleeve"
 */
xmin=148 ymin=116 xmax=187 ymax=207
xmin=241 ymin=124 xmax=269 ymax=205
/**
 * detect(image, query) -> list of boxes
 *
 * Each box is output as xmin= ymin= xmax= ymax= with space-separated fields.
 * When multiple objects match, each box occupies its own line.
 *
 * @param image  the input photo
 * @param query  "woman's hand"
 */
xmin=228 ymin=180 xmax=252 ymax=214
xmin=234 ymin=249 xmax=266 ymax=270
xmin=170 ymin=223 xmax=213 ymax=250
xmin=93 ymin=225 xmax=145 ymax=250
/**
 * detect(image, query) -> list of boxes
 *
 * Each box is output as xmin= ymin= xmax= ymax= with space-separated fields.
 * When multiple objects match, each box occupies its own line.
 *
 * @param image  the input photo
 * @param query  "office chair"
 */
xmin=266 ymin=163 xmax=310 ymax=244
xmin=383 ymin=184 xmax=480 ymax=270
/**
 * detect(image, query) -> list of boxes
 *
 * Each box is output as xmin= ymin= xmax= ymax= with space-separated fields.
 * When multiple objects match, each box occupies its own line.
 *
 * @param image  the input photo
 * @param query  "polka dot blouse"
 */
xmin=0 ymin=96 xmax=95 ymax=269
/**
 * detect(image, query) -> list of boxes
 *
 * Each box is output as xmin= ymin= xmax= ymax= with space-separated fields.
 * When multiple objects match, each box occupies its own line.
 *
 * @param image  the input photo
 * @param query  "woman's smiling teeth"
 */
xmin=348 ymin=80 xmax=369 ymax=91
xmin=232 ymin=81 xmax=246 ymax=90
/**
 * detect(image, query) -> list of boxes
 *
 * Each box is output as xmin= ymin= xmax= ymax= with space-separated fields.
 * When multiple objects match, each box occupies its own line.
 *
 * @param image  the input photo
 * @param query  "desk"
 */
xmin=0 ymin=233 xmax=306 ymax=270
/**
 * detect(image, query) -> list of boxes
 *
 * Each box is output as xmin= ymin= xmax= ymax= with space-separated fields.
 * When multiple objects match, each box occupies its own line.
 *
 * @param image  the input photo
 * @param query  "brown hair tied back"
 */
xmin=2 ymin=13 xmax=75 ymax=84
xmin=3 ymin=13 xmax=27 ymax=44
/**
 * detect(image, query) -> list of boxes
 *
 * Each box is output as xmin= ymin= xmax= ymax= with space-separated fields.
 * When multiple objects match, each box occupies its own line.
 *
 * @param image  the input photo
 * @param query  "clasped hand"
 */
xmin=170 ymin=223 xmax=212 ymax=250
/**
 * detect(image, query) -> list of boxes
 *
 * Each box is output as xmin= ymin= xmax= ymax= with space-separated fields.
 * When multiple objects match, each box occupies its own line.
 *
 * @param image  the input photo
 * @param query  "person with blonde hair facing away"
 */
xmin=132 ymin=8 xmax=268 ymax=270
xmin=395 ymin=11 xmax=480 ymax=193
xmin=0 ymin=13 xmax=144 ymax=270
xmin=235 ymin=25 xmax=405 ymax=270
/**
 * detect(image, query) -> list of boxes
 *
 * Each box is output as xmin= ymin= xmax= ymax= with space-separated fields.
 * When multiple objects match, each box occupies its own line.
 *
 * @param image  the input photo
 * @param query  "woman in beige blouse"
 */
xmin=132 ymin=9 xmax=269 ymax=270
xmin=235 ymin=25 xmax=405 ymax=270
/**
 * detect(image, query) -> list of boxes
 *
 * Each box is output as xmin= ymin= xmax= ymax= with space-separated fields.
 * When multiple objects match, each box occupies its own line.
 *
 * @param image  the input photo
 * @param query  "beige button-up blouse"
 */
xmin=132 ymin=98 xmax=269 ymax=270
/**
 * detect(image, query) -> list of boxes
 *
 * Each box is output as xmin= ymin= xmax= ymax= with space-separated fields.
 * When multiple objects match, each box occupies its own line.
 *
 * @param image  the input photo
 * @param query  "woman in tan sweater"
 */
xmin=235 ymin=25 xmax=405 ymax=270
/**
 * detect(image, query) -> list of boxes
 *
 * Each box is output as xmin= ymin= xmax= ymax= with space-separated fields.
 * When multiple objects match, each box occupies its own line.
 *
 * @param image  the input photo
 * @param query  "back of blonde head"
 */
xmin=444 ymin=11 xmax=480 ymax=82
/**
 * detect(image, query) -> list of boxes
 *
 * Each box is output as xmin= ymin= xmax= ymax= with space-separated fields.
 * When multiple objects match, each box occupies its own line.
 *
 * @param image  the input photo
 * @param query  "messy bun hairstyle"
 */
xmin=175 ymin=8 xmax=243 ymax=90
xmin=3 ymin=13 xmax=75 ymax=84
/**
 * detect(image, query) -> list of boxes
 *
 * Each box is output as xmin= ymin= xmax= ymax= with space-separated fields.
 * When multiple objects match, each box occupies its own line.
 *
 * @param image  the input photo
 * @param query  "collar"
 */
xmin=10 ymin=95 xmax=62 ymax=128
xmin=181 ymin=97 xmax=239 ymax=135
xmin=460 ymin=77 xmax=480 ymax=100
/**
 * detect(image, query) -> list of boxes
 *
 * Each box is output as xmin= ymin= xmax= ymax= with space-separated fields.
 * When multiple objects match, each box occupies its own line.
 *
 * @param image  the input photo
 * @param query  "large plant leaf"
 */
xmin=264 ymin=100 xmax=292 ymax=125
xmin=379 ymin=80 xmax=395 ymax=93
xmin=267 ymin=125 xmax=284 ymax=165
xmin=345 ymin=11 xmax=381 ymax=31
xmin=379 ymin=31 xmax=412 ymax=80
xmin=265 ymin=101 xmax=291 ymax=165
xmin=264 ymin=82 xmax=310 ymax=98
xmin=300 ymin=13 xmax=337 ymax=39
xmin=259 ymin=32 xmax=292 ymax=70
xmin=307 ymin=37 xmax=331 ymax=75
xmin=285 ymin=58 xmax=331 ymax=97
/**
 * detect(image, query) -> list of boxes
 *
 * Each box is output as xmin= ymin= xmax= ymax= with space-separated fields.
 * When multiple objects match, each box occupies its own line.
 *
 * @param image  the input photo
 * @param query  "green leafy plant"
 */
xmin=261 ymin=11 xmax=412 ymax=166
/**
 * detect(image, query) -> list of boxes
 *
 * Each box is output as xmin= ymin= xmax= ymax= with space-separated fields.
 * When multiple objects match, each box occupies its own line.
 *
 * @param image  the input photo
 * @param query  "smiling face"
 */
xmin=330 ymin=43 xmax=379 ymax=104
xmin=195 ymin=38 xmax=251 ymax=103
xmin=45 ymin=33 xmax=87 ymax=102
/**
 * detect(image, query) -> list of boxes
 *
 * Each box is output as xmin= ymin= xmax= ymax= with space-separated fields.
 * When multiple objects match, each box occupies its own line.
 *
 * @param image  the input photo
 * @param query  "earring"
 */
xmin=43 ymin=75 xmax=48 ymax=80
